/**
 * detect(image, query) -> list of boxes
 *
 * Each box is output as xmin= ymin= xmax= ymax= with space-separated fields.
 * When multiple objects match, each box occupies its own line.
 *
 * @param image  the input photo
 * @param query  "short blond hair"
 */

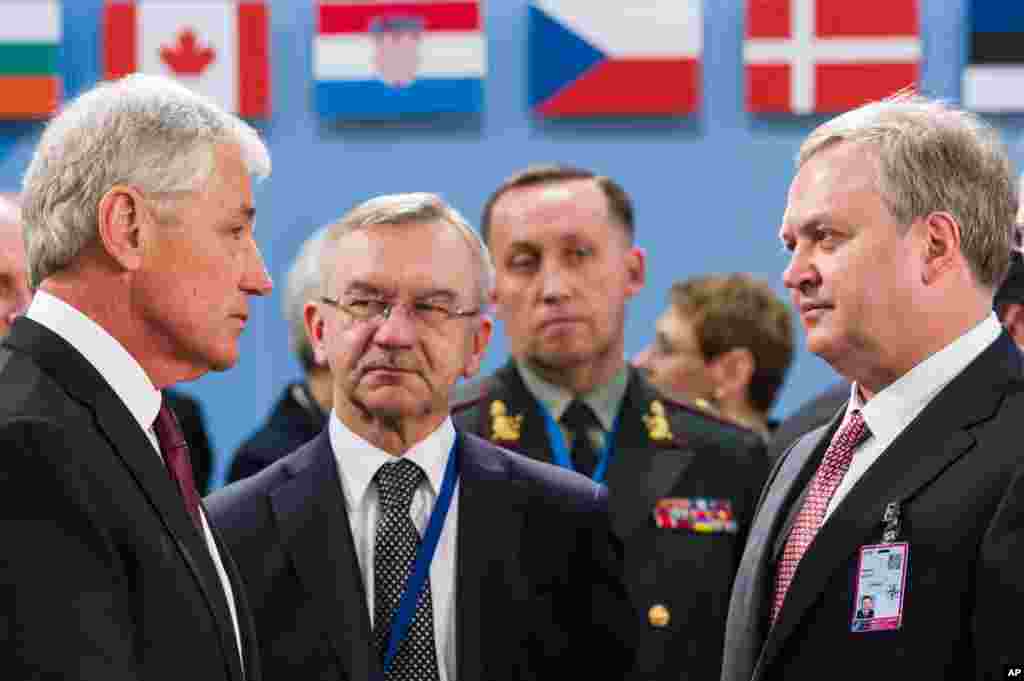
xmin=799 ymin=92 xmax=1017 ymax=289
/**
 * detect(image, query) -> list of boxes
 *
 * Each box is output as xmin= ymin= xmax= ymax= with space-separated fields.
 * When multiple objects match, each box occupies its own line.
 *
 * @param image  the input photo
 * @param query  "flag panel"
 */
xmin=0 ymin=0 xmax=61 ymax=118
xmin=529 ymin=0 xmax=702 ymax=118
xmin=314 ymin=0 xmax=484 ymax=119
xmin=103 ymin=1 xmax=270 ymax=118
xmin=744 ymin=0 xmax=919 ymax=114
xmin=964 ymin=0 xmax=1024 ymax=111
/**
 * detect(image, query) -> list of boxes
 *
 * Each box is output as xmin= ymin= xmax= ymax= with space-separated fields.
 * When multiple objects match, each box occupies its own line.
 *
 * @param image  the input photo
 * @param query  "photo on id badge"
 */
xmin=851 ymin=542 xmax=909 ymax=633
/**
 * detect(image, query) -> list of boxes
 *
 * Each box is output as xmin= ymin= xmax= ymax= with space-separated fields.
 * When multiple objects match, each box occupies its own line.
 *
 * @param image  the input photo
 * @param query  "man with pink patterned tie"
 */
xmin=721 ymin=93 xmax=1024 ymax=681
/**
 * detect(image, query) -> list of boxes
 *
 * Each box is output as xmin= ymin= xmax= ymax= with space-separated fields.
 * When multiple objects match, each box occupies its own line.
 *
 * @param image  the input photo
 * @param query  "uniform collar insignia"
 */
xmin=490 ymin=399 xmax=523 ymax=442
xmin=643 ymin=400 xmax=674 ymax=442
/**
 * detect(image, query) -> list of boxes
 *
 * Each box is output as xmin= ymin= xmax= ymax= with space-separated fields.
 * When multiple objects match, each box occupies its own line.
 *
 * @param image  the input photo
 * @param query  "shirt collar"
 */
xmin=329 ymin=411 xmax=456 ymax=509
xmin=515 ymin=361 xmax=630 ymax=432
xmin=26 ymin=290 xmax=162 ymax=434
xmin=849 ymin=312 xmax=1002 ymax=442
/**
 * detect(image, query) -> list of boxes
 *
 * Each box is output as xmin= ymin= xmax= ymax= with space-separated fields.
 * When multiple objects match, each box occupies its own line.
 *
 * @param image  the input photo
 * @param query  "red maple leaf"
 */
xmin=160 ymin=28 xmax=216 ymax=76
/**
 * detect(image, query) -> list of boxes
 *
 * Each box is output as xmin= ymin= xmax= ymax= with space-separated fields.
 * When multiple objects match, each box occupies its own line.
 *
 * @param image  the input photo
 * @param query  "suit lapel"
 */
xmin=455 ymin=433 xmax=526 ymax=681
xmin=5 ymin=319 xmax=245 ymax=681
xmin=732 ymin=421 xmax=837 ymax=681
xmin=207 ymin=514 xmax=263 ymax=681
xmin=269 ymin=431 xmax=381 ymax=681
xmin=759 ymin=333 xmax=1021 ymax=675
xmin=605 ymin=371 xmax=695 ymax=541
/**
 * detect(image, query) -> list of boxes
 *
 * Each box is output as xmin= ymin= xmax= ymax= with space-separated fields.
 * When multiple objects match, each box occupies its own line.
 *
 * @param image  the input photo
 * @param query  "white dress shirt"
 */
xmin=25 ymin=290 xmax=245 ymax=668
xmin=825 ymin=313 xmax=1002 ymax=521
xmin=330 ymin=411 xmax=458 ymax=681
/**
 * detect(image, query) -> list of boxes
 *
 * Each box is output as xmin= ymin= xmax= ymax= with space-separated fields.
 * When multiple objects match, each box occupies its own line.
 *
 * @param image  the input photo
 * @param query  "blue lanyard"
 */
xmin=540 ymin=402 xmax=620 ymax=484
xmin=380 ymin=440 xmax=459 ymax=675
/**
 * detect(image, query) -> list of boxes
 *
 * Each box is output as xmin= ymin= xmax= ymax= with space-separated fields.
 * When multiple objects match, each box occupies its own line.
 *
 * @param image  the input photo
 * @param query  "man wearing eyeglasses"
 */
xmin=207 ymin=193 xmax=637 ymax=681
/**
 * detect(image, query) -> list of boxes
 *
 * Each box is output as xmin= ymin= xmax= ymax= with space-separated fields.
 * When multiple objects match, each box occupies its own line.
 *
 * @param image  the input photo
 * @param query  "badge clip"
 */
xmin=882 ymin=501 xmax=901 ymax=543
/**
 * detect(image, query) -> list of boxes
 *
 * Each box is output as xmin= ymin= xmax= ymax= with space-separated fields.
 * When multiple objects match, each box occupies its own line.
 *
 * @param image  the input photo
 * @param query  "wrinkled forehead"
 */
xmin=325 ymin=220 xmax=478 ymax=299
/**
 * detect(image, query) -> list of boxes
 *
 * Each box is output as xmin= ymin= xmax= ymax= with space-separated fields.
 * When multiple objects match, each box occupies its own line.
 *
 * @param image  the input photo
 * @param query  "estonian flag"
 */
xmin=963 ymin=2 xmax=1024 ymax=112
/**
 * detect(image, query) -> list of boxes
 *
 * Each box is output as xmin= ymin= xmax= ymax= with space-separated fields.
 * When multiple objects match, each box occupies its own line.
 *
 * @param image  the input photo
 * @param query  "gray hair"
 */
xmin=322 ymin=192 xmax=495 ymax=307
xmin=798 ymin=92 xmax=1017 ymax=290
xmin=21 ymin=73 xmax=271 ymax=288
xmin=284 ymin=226 xmax=329 ymax=371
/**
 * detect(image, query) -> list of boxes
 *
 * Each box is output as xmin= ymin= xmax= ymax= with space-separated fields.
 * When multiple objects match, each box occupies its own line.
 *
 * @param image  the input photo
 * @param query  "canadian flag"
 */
xmin=104 ymin=1 xmax=269 ymax=118
xmin=744 ymin=0 xmax=920 ymax=114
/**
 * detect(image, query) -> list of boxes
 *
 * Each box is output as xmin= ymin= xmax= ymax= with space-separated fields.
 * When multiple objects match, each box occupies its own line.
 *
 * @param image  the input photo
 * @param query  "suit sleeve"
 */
xmin=974 ymin=460 xmax=1024 ymax=680
xmin=0 ymin=419 xmax=142 ymax=680
xmin=575 ymin=485 xmax=639 ymax=677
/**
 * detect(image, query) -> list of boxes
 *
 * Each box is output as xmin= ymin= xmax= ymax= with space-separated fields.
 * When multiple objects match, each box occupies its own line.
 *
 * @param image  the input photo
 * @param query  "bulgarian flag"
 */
xmin=0 ymin=1 xmax=61 ymax=119
xmin=104 ymin=1 xmax=270 ymax=118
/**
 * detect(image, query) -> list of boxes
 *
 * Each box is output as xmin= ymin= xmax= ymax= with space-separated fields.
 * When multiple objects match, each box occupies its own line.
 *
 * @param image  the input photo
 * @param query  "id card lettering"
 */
xmin=851 ymin=542 xmax=909 ymax=632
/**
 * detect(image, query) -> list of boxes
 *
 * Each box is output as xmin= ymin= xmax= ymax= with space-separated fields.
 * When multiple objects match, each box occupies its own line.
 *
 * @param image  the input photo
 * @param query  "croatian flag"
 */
xmin=314 ymin=1 xmax=485 ymax=119
xmin=528 ymin=0 xmax=702 ymax=117
xmin=104 ymin=1 xmax=270 ymax=118
xmin=744 ymin=0 xmax=920 ymax=114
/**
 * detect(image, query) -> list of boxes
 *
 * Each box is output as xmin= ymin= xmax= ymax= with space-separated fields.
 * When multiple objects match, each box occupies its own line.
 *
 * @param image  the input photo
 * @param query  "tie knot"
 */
xmin=153 ymin=396 xmax=186 ymax=451
xmin=561 ymin=399 xmax=599 ymax=433
xmin=838 ymin=409 xmax=870 ymax=447
xmin=375 ymin=458 xmax=425 ymax=515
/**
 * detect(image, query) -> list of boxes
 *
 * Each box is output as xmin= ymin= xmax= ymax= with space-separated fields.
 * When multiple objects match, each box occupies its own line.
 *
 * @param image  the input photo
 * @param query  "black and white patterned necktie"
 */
xmin=372 ymin=459 xmax=440 ymax=681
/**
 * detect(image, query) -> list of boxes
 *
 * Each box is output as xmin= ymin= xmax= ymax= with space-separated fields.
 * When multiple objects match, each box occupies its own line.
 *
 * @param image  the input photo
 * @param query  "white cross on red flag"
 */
xmin=744 ymin=0 xmax=920 ymax=114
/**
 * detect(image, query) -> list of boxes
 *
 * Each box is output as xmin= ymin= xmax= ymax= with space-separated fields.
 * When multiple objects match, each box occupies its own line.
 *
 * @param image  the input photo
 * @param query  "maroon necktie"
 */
xmin=771 ymin=409 xmax=870 ymax=625
xmin=154 ymin=395 xmax=204 ymax=532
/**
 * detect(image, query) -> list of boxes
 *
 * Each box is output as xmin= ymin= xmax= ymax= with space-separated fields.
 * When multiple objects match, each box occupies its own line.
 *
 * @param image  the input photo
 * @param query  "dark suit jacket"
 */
xmin=452 ymin=362 xmax=771 ymax=681
xmin=207 ymin=428 xmax=636 ymax=681
xmin=0 ymin=317 xmax=260 ymax=681
xmin=227 ymin=382 xmax=326 ymax=483
xmin=165 ymin=388 xmax=216 ymax=494
xmin=722 ymin=332 xmax=1024 ymax=681
xmin=766 ymin=381 xmax=850 ymax=461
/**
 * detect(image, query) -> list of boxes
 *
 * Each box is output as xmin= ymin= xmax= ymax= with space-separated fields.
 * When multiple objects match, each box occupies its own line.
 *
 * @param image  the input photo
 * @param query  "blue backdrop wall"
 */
xmin=1 ymin=1 xmax=1017 ymax=488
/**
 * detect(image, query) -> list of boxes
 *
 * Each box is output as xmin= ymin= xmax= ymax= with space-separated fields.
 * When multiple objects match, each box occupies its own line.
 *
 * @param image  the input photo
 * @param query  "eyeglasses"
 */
xmin=320 ymin=296 xmax=480 ymax=329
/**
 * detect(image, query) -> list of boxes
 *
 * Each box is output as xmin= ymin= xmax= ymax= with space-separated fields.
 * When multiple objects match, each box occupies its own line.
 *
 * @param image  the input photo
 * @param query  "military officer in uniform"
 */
xmin=453 ymin=165 xmax=771 ymax=681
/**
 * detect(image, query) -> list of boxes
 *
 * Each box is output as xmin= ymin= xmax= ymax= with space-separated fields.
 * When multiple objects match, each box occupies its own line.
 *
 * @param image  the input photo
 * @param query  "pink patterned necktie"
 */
xmin=153 ymin=396 xmax=204 ymax=533
xmin=771 ymin=409 xmax=870 ymax=625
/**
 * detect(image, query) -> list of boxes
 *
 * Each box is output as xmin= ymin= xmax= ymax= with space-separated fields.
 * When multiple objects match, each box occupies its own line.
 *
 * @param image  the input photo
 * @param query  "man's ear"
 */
xmin=96 ymin=186 xmax=147 ymax=271
xmin=920 ymin=212 xmax=962 ymax=285
xmin=462 ymin=314 xmax=494 ymax=380
xmin=1000 ymin=302 xmax=1024 ymax=348
xmin=304 ymin=300 xmax=329 ymax=366
xmin=625 ymin=246 xmax=646 ymax=299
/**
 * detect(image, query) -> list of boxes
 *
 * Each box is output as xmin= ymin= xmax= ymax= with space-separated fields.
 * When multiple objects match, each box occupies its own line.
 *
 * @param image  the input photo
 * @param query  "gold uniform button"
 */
xmin=648 ymin=604 xmax=670 ymax=628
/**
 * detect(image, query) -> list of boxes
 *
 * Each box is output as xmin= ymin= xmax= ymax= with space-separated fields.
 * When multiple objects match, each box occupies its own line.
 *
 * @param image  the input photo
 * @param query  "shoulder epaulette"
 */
xmin=658 ymin=394 xmax=764 ymax=449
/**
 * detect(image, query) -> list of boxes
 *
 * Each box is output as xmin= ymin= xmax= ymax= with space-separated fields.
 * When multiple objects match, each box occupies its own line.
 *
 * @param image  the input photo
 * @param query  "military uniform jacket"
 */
xmin=453 ymin=362 xmax=771 ymax=681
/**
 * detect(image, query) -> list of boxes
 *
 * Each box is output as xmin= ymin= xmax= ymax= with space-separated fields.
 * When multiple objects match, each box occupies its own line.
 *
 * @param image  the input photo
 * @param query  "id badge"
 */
xmin=850 ymin=542 xmax=909 ymax=632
